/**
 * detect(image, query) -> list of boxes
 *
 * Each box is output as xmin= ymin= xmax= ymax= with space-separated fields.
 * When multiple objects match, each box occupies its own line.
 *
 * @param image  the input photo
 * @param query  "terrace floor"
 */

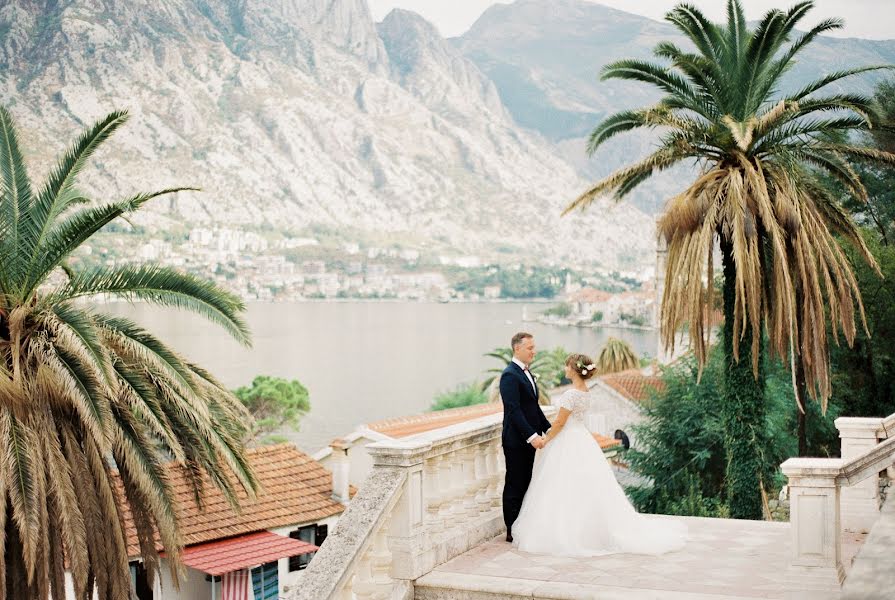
xmin=415 ymin=515 xmax=867 ymax=600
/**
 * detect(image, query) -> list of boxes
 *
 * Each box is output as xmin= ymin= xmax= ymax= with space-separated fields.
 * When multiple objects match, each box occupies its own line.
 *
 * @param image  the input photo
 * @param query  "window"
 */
xmin=251 ymin=561 xmax=278 ymax=600
xmin=288 ymin=524 xmax=328 ymax=571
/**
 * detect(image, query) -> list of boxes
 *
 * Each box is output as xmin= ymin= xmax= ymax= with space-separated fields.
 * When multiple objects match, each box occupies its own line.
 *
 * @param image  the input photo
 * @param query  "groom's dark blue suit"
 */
xmin=500 ymin=361 xmax=551 ymax=538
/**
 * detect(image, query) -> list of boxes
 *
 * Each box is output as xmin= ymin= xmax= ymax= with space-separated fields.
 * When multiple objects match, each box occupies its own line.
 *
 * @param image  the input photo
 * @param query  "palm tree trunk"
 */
xmin=720 ymin=238 xmax=766 ymax=520
xmin=5 ymin=501 xmax=33 ymax=600
xmin=796 ymin=357 xmax=808 ymax=457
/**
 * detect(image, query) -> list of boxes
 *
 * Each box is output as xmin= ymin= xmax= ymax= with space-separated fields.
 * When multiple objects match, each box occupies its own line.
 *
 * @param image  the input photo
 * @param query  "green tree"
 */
xmin=0 ymin=107 xmax=256 ymax=600
xmin=431 ymin=383 xmax=488 ymax=411
xmin=565 ymin=0 xmax=894 ymax=518
xmin=542 ymin=303 xmax=572 ymax=318
xmin=627 ymin=347 xmax=839 ymax=518
xmin=596 ymin=338 xmax=638 ymax=374
xmin=234 ymin=376 xmax=311 ymax=444
xmin=480 ymin=346 xmax=554 ymax=405
xmin=591 ymin=311 xmax=604 ymax=322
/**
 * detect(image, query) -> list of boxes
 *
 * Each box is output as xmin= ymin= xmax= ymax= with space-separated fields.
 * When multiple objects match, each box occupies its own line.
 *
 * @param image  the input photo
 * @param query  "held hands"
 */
xmin=531 ymin=434 xmax=548 ymax=449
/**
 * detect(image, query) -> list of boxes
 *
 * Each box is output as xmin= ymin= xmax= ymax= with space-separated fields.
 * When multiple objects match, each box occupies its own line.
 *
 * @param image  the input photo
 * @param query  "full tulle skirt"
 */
xmin=511 ymin=421 xmax=687 ymax=557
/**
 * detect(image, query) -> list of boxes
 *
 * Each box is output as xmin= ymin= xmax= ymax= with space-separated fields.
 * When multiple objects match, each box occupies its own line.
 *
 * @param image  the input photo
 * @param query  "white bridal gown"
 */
xmin=512 ymin=388 xmax=687 ymax=557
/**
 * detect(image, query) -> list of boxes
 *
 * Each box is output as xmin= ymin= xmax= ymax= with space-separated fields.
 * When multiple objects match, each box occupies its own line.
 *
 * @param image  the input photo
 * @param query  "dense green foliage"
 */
xmin=627 ymin=348 xmax=840 ymax=518
xmin=431 ymin=382 xmax=488 ymax=411
xmin=452 ymin=265 xmax=563 ymax=298
xmin=233 ymin=375 xmax=311 ymax=444
xmin=542 ymin=303 xmax=572 ymax=318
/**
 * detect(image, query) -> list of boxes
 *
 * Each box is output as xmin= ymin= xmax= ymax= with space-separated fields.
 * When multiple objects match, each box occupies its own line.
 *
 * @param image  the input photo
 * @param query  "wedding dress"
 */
xmin=511 ymin=388 xmax=687 ymax=557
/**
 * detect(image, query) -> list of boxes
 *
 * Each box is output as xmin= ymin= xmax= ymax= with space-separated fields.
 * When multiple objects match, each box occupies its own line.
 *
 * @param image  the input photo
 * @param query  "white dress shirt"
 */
xmin=512 ymin=357 xmax=541 ymax=444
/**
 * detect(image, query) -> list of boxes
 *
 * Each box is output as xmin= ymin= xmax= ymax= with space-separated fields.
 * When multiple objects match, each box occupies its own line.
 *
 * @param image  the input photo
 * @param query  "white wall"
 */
xmin=588 ymin=379 xmax=645 ymax=447
xmin=155 ymin=560 xmax=215 ymax=600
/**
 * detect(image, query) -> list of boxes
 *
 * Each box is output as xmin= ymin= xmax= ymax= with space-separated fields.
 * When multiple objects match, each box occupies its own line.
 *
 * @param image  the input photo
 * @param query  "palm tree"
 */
xmin=481 ymin=347 xmax=552 ymax=405
xmin=596 ymin=338 xmax=639 ymax=374
xmin=565 ymin=1 xmax=894 ymax=517
xmin=0 ymin=107 xmax=257 ymax=599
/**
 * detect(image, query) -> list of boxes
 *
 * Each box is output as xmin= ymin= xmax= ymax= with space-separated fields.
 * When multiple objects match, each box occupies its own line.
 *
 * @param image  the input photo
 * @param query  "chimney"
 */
xmin=330 ymin=439 xmax=351 ymax=505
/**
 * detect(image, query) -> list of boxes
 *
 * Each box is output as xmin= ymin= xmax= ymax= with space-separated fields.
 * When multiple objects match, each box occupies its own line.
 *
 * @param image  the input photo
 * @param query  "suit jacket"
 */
xmin=500 ymin=362 xmax=551 ymax=449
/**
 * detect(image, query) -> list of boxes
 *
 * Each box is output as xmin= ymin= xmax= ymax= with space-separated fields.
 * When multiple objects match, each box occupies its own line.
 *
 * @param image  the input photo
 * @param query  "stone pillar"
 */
xmin=367 ymin=439 xmax=432 ymax=582
xmin=781 ymin=458 xmax=845 ymax=596
xmin=836 ymin=417 xmax=883 ymax=533
xmin=330 ymin=438 xmax=352 ymax=505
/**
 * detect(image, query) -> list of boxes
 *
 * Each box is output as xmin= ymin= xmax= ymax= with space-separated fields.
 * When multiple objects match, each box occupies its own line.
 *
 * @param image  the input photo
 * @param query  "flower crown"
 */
xmin=575 ymin=360 xmax=596 ymax=376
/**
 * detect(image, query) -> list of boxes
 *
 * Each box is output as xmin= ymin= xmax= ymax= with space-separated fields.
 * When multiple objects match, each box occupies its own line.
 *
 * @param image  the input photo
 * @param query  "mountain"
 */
xmin=456 ymin=0 xmax=895 ymax=212
xmin=0 ymin=0 xmax=653 ymax=270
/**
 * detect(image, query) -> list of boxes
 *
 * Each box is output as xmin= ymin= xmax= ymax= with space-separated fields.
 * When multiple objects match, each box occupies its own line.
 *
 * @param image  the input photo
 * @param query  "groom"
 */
xmin=500 ymin=332 xmax=550 ymax=543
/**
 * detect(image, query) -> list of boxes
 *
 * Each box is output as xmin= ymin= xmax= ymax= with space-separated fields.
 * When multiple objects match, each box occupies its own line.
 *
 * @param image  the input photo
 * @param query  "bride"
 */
xmin=511 ymin=353 xmax=687 ymax=557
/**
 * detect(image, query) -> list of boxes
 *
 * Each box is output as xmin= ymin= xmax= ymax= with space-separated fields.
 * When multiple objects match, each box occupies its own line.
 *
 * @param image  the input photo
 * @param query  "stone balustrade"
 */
xmin=292 ymin=409 xmax=547 ymax=600
xmin=781 ymin=412 xmax=895 ymax=598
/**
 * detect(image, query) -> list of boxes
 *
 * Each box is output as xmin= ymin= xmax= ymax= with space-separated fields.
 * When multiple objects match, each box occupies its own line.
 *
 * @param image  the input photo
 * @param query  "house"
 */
xmin=587 ymin=368 xmax=664 ymax=448
xmin=316 ymin=402 xmax=622 ymax=489
xmin=68 ymin=444 xmax=349 ymax=600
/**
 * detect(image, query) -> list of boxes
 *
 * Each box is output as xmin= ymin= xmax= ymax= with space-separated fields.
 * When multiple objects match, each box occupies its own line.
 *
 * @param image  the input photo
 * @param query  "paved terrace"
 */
xmin=417 ymin=517 xmax=868 ymax=600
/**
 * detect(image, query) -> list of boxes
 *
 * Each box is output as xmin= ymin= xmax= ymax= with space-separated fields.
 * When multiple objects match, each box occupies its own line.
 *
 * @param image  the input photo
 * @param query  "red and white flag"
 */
xmin=221 ymin=569 xmax=250 ymax=600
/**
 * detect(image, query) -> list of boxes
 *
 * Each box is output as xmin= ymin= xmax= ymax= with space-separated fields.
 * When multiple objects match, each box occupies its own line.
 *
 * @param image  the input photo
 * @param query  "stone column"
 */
xmin=330 ymin=438 xmax=352 ymax=505
xmin=836 ymin=417 xmax=883 ymax=533
xmin=367 ymin=439 xmax=433 ymax=582
xmin=781 ymin=458 xmax=845 ymax=596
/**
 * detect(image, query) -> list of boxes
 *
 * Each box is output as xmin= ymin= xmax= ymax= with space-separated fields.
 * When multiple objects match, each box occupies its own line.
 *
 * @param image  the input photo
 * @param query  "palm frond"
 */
xmin=23 ymin=187 xmax=196 ymax=298
xmin=787 ymin=65 xmax=894 ymax=103
xmin=51 ymin=264 xmax=250 ymax=345
xmin=21 ymin=111 xmax=129 ymax=286
xmin=0 ymin=105 xmax=34 ymax=297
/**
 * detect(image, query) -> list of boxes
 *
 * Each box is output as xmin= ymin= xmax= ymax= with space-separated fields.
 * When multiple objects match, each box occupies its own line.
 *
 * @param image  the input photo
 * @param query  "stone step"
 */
xmin=413 ymin=571 xmax=776 ymax=600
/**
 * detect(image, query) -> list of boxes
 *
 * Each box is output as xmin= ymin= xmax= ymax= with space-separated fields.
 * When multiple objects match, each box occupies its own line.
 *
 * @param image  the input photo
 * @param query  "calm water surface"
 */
xmin=104 ymin=302 xmax=657 ymax=453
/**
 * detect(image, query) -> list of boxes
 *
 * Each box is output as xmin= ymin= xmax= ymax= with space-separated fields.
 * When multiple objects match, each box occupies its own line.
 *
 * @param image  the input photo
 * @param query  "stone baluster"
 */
xmin=436 ymin=452 xmax=455 ymax=529
xmin=351 ymin=550 xmax=377 ymax=600
xmin=780 ymin=458 xmax=845 ymax=595
xmin=337 ymin=576 xmax=354 ymax=600
xmin=445 ymin=448 xmax=466 ymax=520
xmin=425 ymin=455 xmax=445 ymax=534
xmin=370 ymin=525 xmax=392 ymax=588
xmin=836 ymin=417 xmax=883 ymax=533
xmin=489 ymin=441 xmax=503 ymax=508
xmin=461 ymin=446 xmax=480 ymax=517
xmin=474 ymin=443 xmax=491 ymax=513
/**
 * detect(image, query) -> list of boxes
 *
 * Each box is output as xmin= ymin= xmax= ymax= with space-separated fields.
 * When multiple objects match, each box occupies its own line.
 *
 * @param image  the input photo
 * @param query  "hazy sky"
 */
xmin=367 ymin=0 xmax=895 ymax=40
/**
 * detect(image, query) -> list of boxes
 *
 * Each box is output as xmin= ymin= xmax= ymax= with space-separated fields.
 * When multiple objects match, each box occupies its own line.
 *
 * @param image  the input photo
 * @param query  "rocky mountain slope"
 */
xmin=457 ymin=0 xmax=895 ymax=213
xmin=0 ymin=0 xmax=653 ymax=269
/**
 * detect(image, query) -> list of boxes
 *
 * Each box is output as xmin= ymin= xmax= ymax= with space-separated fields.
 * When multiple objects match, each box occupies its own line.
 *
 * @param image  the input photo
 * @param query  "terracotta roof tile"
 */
xmin=119 ymin=444 xmax=345 ymax=557
xmin=172 ymin=530 xmax=318 ymax=576
xmin=599 ymin=369 xmax=664 ymax=404
xmin=365 ymin=403 xmax=622 ymax=452
xmin=367 ymin=403 xmax=503 ymax=438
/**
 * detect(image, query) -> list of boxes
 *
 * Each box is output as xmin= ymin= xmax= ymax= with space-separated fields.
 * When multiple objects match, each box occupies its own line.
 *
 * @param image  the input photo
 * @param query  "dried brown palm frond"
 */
xmin=567 ymin=0 xmax=895 ymax=414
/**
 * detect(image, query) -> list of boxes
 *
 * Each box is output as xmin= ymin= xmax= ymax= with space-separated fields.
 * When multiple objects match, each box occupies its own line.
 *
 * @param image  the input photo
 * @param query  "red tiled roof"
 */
xmin=569 ymin=288 xmax=612 ymax=303
xmin=366 ymin=403 xmax=622 ymax=451
xmin=119 ymin=444 xmax=346 ymax=556
xmin=175 ymin=531 xmax=317 ymax=576
xmin=599 ymin=369 xmax=664 ymax=404
xmin=367 ymin=403 xmax=503 ymax=438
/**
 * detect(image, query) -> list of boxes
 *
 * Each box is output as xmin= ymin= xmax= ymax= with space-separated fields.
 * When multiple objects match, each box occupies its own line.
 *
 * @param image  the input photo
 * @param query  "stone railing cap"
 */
xmin=781 ymin=457 xmax=844 ymax=477
xmin=835 ymin=416 xmax=885 ymax=436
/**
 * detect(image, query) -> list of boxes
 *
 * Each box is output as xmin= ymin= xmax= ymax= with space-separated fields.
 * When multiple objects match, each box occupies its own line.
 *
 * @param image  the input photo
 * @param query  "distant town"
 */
xmin=73 ymin=226 xmax=659 ymax=327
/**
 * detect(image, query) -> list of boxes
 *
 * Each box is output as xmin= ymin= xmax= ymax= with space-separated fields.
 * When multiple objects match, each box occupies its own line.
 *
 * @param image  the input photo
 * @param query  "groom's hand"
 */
xmin=531 ymin=436 xmax=546 ymax=449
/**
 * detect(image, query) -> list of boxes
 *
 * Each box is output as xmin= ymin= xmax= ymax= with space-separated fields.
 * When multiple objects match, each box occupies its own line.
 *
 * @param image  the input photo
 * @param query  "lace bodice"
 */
xmin=557 ymin=388 xmax=590 ymax=422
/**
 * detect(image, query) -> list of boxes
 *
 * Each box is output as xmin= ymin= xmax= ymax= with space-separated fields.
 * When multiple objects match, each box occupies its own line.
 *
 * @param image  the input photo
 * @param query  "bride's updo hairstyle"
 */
xmin=566 ymin=353 xmax=597 ymax=380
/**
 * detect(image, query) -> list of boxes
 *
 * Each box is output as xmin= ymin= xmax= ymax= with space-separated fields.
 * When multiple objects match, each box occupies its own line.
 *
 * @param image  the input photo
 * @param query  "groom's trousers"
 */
xmin=502 ymin=445 xmax=536 ymax=530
